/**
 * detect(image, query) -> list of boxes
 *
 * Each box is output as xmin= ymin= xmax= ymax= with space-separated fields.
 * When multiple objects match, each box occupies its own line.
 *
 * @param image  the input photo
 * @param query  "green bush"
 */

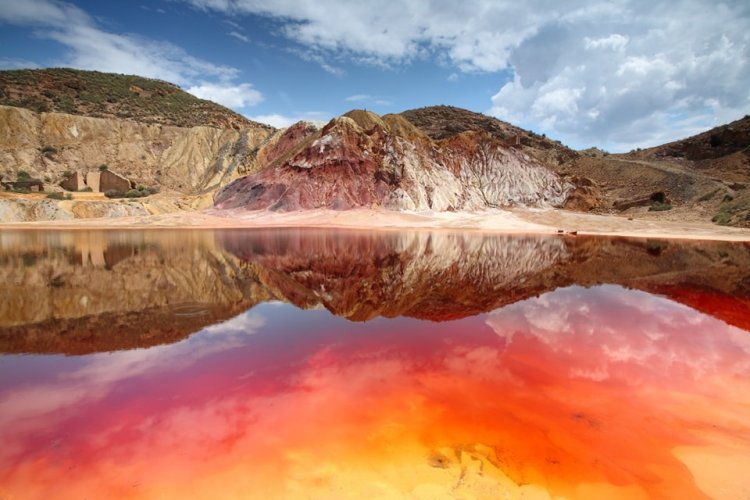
xmin=698 ymin=189 xmax=719 ymax=202
xmin=16 ymin=170 xmax=31 ymax=180
xmin=79 ymin=186 xmax=93 ymax=192
xmin=104 ymin=189 xmax=124 ymax=198
xmin=99 ymin=164 xmax=108 ymax=171
xmin=649 ymin=202 xmax=673 ymax=212
xmin=712 ymin=212 xmax=732 ymax=225
xmin=46 ymin=192 xmax=65 ymax=200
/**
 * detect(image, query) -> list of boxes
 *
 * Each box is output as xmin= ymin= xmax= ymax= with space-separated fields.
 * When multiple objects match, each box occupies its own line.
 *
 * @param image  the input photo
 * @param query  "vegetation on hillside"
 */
xmin=0 ymin=68 xmax=271 ymax=130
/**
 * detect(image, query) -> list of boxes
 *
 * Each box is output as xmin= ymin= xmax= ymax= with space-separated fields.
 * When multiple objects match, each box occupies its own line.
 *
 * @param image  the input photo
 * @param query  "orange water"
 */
xmin=1 ymin=284 xmax=749 ymax=499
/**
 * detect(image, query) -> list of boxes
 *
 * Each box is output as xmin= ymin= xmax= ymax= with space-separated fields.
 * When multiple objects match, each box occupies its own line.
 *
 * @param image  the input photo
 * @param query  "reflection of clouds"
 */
xmin=202 ymin=309 xmax=267 ymax=336
xmin=486 ymin=285 xmax=750 ymax=383
xmin=443 ymin=346 xmax=513 ymax=383
xmin=2 ymin=293 xmax=750 ymax=497
xmin=0 ymin=311 xmax=266 ymax=460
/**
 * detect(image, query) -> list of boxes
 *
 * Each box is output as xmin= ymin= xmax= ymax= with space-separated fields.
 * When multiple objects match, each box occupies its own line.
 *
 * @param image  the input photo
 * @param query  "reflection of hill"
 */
xmin=221 ymin=231 xmax=569 ymax=321
xmin=1 ymin=229 xmax=748 ymax=355
xmin=220 ymin=231 xmax=750 ymax=330
xmin=0 ymin=230 xmax=277 ymax=354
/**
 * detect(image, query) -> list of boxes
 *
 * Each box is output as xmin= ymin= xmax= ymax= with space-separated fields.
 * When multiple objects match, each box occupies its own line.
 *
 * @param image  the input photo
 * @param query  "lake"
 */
xmin=1 ymin=229 xmax=749 ymax=499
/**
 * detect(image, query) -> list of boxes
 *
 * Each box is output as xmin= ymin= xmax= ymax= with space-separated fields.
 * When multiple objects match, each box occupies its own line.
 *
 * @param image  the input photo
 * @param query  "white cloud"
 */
xmin=249 ymin=112 xmax=329 ymax=128
xmin=0 ymin=57 xmax=40 ymax=69
xmin=584 ymin=34 xmax=628 ymax=51
xmin=188 ymin=82 xmax=263 ymax=108
xmin=182 ymin=0 xmax=750 ymax=150
xmin=229 ymin=30 xmax=249 ymax=43
xmin=488 ymin=2 xmax=750 ymax=150
xmin=0 ymin=0 xmax=263 ymax=110
xmin=344 ymin=94 xmax=371 ymax=102
xmin=343 ymin=94 xmax=392 ymax=107
xmin=286 ymin=47 xmax=345 ymax=76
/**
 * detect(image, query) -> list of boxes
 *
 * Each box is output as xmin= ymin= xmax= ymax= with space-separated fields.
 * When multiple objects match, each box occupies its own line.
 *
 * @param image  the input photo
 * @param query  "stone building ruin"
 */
xmin=60 ymin=169 xmax=132 ymax=193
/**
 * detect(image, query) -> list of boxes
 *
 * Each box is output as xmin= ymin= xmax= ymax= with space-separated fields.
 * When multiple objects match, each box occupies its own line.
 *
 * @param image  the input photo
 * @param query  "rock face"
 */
xmin=215 ymin=110 xmax=573 ymax=211
xmin=0 ymin=105 xmax=273 ymax=195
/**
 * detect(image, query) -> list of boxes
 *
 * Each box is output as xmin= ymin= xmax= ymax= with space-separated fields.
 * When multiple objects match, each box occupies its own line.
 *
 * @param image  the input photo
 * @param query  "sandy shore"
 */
xmin=0 ymin=207 xmax=749 ymax=242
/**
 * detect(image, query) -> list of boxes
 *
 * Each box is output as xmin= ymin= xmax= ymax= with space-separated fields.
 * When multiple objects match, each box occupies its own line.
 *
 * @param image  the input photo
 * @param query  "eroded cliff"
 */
xmin=0 ymin=105 xmax=273 ymax=195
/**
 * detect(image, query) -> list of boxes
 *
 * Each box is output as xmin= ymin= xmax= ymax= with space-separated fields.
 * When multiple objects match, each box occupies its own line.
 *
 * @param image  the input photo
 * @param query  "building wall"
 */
xmin=60 ymin=172 xmax=86 ymax=191
xmin=100 ymin=169 xmax=132 ymax=193
xmin=86 ymin=171 xmax=101 ymax=192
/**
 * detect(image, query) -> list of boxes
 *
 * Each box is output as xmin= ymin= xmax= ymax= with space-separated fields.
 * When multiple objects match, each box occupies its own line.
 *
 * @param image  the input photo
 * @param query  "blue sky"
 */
xmin=1 ymin=0 xmax=749 ymax=152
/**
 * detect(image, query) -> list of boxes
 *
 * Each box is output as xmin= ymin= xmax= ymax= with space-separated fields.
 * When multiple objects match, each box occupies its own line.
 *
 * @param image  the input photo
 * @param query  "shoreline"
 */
xmin=0 ymin=207 xmax=748 ymax=242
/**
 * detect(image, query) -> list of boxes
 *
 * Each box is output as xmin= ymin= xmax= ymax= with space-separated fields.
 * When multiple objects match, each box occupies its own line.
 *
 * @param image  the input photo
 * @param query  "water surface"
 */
xmin=1 ymin=229 xmax=749 ymax=499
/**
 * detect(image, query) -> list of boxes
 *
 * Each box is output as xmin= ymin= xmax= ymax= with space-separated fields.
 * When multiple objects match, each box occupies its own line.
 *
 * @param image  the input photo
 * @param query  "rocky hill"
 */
xmin=214 ymin=108 xmax=574 ymax=211
xmin=213 ymin=105 xmax=749 ymax=226
xmin=0 ymin=69 xmax=274 ymax=204
xmin=556 ymin=115 xmax=750 ymax=227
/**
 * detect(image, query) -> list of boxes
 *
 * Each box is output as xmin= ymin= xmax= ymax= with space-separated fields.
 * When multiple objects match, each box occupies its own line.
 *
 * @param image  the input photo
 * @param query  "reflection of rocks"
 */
xmin=221 ymin=231 xmax=568 ymax=321
xmin=0 ymin=230 xmax=277 ymax=354
xmin=219 ymin=231 xmax=750 ymax=329
xmin=1 ymin=230 xmax=749 ymax=355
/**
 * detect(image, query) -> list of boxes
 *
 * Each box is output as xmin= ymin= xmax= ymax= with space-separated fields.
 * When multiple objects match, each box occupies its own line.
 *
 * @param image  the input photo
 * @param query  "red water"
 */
xmin=1 ymin=284 xmax=749 ymax=498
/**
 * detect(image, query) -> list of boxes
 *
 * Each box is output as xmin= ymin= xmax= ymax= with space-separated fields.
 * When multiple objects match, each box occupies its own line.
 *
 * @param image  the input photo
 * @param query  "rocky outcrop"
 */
xmin=215 ymin=110 xmax=574 ymax=211
xmin=0 ymin=105 xmax=273 ymax=195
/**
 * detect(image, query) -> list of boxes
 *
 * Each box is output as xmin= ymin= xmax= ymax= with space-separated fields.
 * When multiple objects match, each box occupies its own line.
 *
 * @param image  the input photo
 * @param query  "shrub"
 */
xmin=104 ymin=189 xmax=125 ymax=198
xmin=712 ymin=212 xmax=732 ymax=225
xmin=65 ymin=193 xmax=73 ymax=200
xmin=46 ymin=192 xmax=65 ymax=200
xmin=16 ymin=170 xmax=31 ymax=180
xmin=99 ymin=164 xmax=108 ymax=171
xmin=10 ymin=187 xmax=30 ymax=194
xmin=79 ymin=186 xmax=93 ymax=192
xmin=40 ymin=145 xmax=57 ymax=155
xmin=698 ymin=189 xmax=719 ymax=202
xmin=723 ymin=194 xmax=734 ymax=203
xmin=62 ymin=170 xmax=73 ymax=179
xmin=649 ymin=202 xmax=673 ymax=212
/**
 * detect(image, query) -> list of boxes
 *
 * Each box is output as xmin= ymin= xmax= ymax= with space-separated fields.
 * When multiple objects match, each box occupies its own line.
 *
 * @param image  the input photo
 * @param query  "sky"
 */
xmin=0 ymin=0 xmax=749 ymax=152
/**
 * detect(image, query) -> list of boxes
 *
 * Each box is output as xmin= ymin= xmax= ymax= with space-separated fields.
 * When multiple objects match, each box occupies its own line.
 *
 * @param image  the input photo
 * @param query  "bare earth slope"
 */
xmin=558 ymin=115 xmax=750 ymax=227
xmin=0 ymin=105 xmax=271 ymax=195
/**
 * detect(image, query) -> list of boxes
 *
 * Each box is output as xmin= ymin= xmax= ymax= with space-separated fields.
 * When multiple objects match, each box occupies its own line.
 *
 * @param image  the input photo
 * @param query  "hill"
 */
xmin=0 ymin=68 xmax=270 ymax=130
xmin=0 ymin=68 xmax=274 ymax=204
xmin=555 ymin=115 xmax=750 ymax=227
xmin=214 ymin=108 xmax=573 ymax=211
